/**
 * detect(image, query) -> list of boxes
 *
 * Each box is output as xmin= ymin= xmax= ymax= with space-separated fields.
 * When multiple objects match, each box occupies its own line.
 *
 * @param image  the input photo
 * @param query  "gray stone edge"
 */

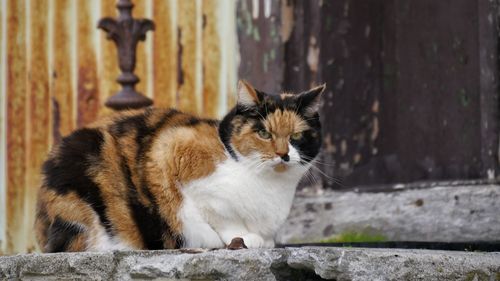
xmin=1 ymin=247 xmax=499 ymax=281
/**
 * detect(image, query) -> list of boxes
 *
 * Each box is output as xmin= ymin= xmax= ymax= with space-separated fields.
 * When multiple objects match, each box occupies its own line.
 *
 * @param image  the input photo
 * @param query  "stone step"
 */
xmin=1 ymin=247 xmax=499 ymax=280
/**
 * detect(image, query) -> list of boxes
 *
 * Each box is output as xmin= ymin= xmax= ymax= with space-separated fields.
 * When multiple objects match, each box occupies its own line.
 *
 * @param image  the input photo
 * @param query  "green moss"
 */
xmin=465 ymin=271 xmax=489 ymax=281
xmin=458 ymin=88 xmax=470 ymax=107
xmin=319 ymin=231 xmax=387 ymax=243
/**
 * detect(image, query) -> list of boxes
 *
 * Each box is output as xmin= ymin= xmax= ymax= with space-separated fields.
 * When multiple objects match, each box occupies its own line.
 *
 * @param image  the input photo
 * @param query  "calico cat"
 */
xmin=35 ymin=81 xmax=324 ymax=252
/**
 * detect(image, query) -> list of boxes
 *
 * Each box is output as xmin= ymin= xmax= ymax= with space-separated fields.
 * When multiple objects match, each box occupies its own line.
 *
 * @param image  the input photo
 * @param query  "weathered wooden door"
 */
xmin=238 ymin=0 xmax=500 ymax=189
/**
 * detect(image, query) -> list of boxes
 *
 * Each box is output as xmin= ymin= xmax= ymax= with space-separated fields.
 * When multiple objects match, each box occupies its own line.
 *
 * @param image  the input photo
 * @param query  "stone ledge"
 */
xmin=278 ymin=184 xmax=500 ymax=243
xmin=1 ymin=247 xmax=499 ymax=281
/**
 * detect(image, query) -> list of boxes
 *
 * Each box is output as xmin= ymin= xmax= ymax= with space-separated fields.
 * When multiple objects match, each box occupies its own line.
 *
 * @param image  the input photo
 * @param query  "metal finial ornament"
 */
xmin=98 ymin=0 xmax=155 ymax=110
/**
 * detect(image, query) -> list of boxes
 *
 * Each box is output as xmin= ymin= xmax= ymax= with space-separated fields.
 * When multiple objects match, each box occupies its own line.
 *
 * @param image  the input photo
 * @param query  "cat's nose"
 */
xmin=277 ymin=153 xmax=290 ymax=162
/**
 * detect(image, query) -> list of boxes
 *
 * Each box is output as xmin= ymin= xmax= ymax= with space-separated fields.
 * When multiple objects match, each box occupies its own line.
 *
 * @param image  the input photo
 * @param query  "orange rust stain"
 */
xmin=99 ymin=0 xmax=121 ymax=117
xmin=77 ymin=0 xmax=99 ymax=127
xmin=6 ymin=0 xmax=27 ymax=254
xmin=52 ymin=0 xmax=75 ymax=140
xmin=227 ymin=77 xmax=237 ymax=109
xmin=153 ymin=0 xmax=177 ymax=109
xmin=26 ymin=0 xmax=50 ymax=252
xmin=178 ymin=0 xmax=202 ymax=114
xmin=202 ymin=1 xmax=221 ymax=118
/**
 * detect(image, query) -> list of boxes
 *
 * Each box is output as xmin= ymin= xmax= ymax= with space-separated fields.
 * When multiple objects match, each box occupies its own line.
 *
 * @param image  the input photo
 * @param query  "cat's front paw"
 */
xmin=241 ymin=233 xmax=265 ymax=248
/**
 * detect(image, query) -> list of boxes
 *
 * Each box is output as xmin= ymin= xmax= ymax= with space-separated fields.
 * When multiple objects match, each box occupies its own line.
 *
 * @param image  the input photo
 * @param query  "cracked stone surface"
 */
xmin=1 ymin=247 xmax=499 ymax=280
xmin=277 ymin=184 xmax=500 ymax=243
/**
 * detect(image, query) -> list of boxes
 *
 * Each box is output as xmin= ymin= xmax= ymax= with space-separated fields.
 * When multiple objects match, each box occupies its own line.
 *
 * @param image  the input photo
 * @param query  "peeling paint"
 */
xmin=324 ymin=133 xmax=336 ymax=153
xmin=372 ymin=100 xmax=379 ymax=113
xmin=353 ymin=153 xmax=361 ymax=164
xmin=280 ymin=0 xmax=294 ymax=42
xmin=340 ymin=139 xmax=347 ymax=156
xmin=264 ymin=0 xmax=271 ymax=18
xmin=343 ymin=1 xmax=350 ymax=17
xmin=459 ymin=88 xmax=470 ymax=107
xmin=307 ymin=36 xmax=319 ymax=73
xmin=251 ymin=0 xmax=259 ymax=19
xmin=370 ymin=117 xmax=379 ymax=141
xmin=365 ymin=25 xmax=371 ymax=37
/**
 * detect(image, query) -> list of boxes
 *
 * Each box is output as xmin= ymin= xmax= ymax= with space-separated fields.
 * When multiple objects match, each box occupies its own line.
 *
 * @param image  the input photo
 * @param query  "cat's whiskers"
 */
xmin=254 ymin=161 xmax=267 ymax=173
xmin=301 ymin=155 xmax=335 ymax=167
xmin=296 ymin=153 xmax=345 ymax=187
xmin=302 ymin=169 xmax=318 ymax=186
xmin=242 ymin=155 xmax=267 ymax=173
xmin=308 ymin=164 xmax=345 ymax=186
xmin=309 ymin=159 xmax=335 ymax=167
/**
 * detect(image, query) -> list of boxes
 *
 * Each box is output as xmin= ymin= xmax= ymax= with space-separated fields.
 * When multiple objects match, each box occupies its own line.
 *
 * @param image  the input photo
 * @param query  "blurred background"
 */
xmin=1 ymin=0 xmax=499 ymax=254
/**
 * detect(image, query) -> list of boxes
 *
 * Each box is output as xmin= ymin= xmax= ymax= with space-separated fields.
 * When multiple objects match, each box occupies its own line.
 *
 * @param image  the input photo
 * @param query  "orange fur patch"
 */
xmin=231 ymin=109 xmax=310 ymax=160
xmin=147 ymin=119 xmax=226 ymax=242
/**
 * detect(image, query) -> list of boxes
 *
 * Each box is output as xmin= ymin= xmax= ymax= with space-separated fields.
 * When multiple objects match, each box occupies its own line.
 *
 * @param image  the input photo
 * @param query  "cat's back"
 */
xmin=35 ymin=107 xmax=224 ymax=252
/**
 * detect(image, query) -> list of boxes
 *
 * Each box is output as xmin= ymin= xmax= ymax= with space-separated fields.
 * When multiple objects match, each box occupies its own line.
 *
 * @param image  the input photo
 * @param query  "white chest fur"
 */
xmin=178 ymin=154 xmax=308 ymax=248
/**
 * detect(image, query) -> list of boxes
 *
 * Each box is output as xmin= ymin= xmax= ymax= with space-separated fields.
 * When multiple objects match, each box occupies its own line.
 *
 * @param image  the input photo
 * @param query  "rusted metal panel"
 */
xmin=6 ymin=0 xmax=28 ymax=254
xmin=0 ymin=0 xmax=7 ymax=255
xmin=25 ymin=0 xmax=50 ymax=253
xmin=218 ymin=0 xmax=237 ymax=116
xmin=202 ymin=0 xmax=222 ymax=117
xmin=0 ymin=0 xmax=237 ymax=254
xmin=152 ymin=0 xmax=177 ymax=109
xmin=177 ymin=0 xmax=202 ymax=114
xmin=223 ymin=0 xmax=238 ymax=111
xmin=225 ymin=3 xmax=240 ymax=111
xmin=52 ymin=0 xmax=76 ymax=141
xmin=76 ymin=0 xmax=100 ymax=127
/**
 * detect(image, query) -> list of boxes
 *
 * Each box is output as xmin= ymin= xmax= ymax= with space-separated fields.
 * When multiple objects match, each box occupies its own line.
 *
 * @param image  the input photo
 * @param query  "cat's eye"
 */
xmin=291 ymin=132 xmax=303 ymax=140
xmin=258 ymin=129 xmax=272 ymax=139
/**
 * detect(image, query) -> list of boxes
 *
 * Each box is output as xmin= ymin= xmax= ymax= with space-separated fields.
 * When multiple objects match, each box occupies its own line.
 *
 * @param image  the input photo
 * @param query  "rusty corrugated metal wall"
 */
xmin=0 ymin=0 xmax=237 ymax=254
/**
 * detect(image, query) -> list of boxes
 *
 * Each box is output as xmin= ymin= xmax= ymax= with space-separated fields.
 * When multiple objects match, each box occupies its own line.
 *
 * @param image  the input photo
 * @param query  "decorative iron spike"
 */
xmin=98 ymin=0 xmax=155 ymax=110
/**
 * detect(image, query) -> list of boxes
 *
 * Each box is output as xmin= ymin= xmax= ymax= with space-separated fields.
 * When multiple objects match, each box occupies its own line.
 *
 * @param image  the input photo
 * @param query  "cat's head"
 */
xmin=219 ymin=80 xmax=324 ymax=174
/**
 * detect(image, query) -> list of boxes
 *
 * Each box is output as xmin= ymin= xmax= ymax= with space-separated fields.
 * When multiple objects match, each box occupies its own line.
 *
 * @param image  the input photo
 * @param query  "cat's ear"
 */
xmin=237 ymin=80 xmax=263 ymax=107
xmin=297 ymin=84 xmax=326 ymax=116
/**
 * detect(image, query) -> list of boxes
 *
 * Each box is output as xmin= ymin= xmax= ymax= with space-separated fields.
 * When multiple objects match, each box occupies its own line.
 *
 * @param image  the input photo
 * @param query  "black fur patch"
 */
xmin=218 ymin=107 xmax=239 ymax=160
xmin=42 ymin=128 xmax=113 ymax=234
xmin=45 ymin=217 xmax=84 ymax=252
xmin=299 ymin=111 xmax=322 ymax=162
xmin=122 ymin=156 xmax=183 ymax=249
